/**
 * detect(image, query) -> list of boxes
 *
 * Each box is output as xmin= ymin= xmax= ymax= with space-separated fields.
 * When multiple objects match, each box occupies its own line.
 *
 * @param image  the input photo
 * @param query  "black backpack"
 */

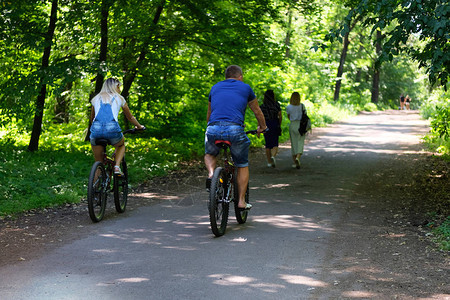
xmin=298 ymin=104 xmax=311 ymax=136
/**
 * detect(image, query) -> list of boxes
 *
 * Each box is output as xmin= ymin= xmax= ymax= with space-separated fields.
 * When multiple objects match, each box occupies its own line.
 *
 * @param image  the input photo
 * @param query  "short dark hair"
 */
xmin=225 ymin=65 xmax=243 ymax=79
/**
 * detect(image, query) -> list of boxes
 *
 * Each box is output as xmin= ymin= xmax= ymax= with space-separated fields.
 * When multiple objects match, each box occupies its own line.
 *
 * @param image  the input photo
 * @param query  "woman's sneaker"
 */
xmin=114 ymin=166 xmax=124 ymax=176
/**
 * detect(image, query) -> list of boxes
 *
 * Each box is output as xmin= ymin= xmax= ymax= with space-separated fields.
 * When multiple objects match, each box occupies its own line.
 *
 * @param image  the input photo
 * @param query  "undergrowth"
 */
xmin=430 ymin=216 xmax=450 ymax=251
xmin=0 ymin=132 xmax=204 ymax=217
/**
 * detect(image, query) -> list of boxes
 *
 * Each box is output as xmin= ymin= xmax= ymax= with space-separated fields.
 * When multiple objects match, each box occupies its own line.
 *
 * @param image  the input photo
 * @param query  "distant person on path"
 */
xmin=286 ymin=92 xmax=306 ymax=169
xmin=260 ymin=89 xmax=282 ymax=168
xmin=204 ymin=65 xmax=267 ymax=210
xmin=405 ymin=95 xmax=411 ymax=110
xmin=399 ymin=93 xmax=405 ymax=110
xmin=89 ymin=78 xmax=144 ymax=175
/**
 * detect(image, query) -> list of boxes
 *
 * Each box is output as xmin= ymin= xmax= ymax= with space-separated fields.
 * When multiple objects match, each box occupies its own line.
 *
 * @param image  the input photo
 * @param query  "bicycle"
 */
xmin=87 ymin=127 xmax=145 ymax=222
xmin=208 ymin=129 xmax=267 ymax=237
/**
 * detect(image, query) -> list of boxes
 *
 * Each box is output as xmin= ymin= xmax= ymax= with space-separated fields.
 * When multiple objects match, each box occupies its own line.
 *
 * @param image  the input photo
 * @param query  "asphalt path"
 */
xmin=0 ymin=110 xmax=435 ymax=299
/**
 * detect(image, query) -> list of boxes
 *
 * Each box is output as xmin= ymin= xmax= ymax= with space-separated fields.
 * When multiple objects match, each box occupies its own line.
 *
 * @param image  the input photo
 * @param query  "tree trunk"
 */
xmin=28 ymin=0 xmax=58 ymax=152
xmin=285 ymin=8 xmax=293 ymax=59
xmin=333 ymin=15 xmax=361 ymax=102
xmin=371 ymin=30 xmax=382 ymax=104
xmin=333 ymin=30 xmax=350 ymax=101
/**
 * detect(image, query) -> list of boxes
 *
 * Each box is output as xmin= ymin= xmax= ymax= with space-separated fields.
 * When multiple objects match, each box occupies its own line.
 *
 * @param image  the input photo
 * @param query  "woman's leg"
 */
xmin=265 ymin=148 xmax=272 ymax=164
xmin=113 ymin=138 xmax=125 ymax=167
xmin=92 ymin=145 xmax=104 ymax=162
xmin=271 ymin=146 xmax=278 ymax=158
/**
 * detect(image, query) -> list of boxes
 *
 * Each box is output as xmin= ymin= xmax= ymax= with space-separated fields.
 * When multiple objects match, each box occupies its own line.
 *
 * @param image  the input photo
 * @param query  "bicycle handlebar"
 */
xmin=245 ymin=128 xmax=269 ymax=135
xmin=123 ymin=126 xmax=146 ymax=135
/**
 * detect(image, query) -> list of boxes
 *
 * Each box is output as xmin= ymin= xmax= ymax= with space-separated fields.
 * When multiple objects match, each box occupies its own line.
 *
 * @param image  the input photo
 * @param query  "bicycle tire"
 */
xmin=209 ymin=167 xmax=229 ymax=237
xmin=114 ymin=160 xmax=128 ymax=213
xmin=87 ymin=161 xmax=107 ymax=222
xmin=234 ymin=172 xmax=250 ymax=224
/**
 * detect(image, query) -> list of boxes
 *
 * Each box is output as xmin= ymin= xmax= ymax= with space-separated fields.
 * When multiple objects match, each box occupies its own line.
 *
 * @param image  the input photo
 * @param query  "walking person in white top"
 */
xmin=286 ymin=92 xmax=306 ymax=169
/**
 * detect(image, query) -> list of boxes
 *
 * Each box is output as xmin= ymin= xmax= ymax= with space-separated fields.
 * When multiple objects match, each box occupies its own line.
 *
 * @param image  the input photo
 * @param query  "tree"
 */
xmin=346 ymin=0 xmax=449 ymax=88
xmin=333 ymin=14 xmax=361 ymax=101
xmin=28 ymin=0 xmax=58 ymax=152
xmin=371 ymin=29 xmax=382 ymax=104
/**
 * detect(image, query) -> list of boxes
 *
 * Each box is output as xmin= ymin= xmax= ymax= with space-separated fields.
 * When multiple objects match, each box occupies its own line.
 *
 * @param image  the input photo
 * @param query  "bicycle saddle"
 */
xmin=95 ymin=138 xmax=110 ymax=147
xmin=215 ymin=140 xmax=231 ymax=149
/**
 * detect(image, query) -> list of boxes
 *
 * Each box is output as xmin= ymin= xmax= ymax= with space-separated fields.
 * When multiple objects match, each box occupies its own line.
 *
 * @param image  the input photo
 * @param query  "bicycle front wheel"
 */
xmin=209 ymin=167 xmax=229 ymax=237
xmin=87 ymin=161 xmax=107 ymax=222
xmin=114 ymin=160 xmax=128 ymax=213
xmin=234 ymin=173 xmax=250 ymax=224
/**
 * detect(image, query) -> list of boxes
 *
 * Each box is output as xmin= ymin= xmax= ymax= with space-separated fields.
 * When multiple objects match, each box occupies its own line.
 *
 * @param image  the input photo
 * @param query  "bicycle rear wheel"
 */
xmin=209 ymin=167 xmax=229 ymax=237
xmin=114 ymin=160 xmax=128 ymax=213
xmin=87 ymin=161 xmax=107 ymax=222
xmin=234 ymin=173 xmax=250 ymax=224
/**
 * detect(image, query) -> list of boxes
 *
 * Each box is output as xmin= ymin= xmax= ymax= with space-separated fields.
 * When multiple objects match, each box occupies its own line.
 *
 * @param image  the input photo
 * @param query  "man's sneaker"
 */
xmin=206 ymin=178 xmax=212 ymax=192
xmin=271 ymin=156 xmax=276 ymax=168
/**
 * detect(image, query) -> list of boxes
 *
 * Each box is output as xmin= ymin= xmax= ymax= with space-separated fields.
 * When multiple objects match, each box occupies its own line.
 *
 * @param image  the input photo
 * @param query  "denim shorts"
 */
xmin=205 ymin=123 xmax=251 ymax=167
xmin=90 ymin=121 xmax=123 ymax=146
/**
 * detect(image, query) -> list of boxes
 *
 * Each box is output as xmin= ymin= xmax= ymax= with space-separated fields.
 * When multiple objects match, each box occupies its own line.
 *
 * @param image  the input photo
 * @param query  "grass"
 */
xmin=0 ymin=133 xmax=204 ymax=217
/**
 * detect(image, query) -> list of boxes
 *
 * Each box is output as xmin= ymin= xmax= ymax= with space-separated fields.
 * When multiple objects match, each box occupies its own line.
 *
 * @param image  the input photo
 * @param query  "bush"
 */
xmin=363 ymin=102 xmax=378 ymax=112
xmin=430 ymin=102 xmax=450 ymax=139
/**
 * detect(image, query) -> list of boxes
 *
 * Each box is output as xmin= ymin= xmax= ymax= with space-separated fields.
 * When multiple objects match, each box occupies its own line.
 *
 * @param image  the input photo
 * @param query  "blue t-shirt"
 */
xmin=208 ymin=79 xmax=256 ymax=126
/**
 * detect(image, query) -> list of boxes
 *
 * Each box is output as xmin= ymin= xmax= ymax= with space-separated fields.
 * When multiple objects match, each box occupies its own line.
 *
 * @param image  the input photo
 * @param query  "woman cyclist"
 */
xmin=89 ymin=78 xmax=144 ymax=175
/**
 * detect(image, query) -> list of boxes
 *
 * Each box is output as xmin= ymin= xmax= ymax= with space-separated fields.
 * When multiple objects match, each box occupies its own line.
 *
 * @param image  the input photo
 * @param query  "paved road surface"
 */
xmin=1 ymin=111 xmax=446 ymax=299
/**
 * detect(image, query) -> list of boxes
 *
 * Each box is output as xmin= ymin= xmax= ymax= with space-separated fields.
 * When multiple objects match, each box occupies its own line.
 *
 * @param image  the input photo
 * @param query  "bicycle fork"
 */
xmin=219 ymin=173 xmax=234 ymax=205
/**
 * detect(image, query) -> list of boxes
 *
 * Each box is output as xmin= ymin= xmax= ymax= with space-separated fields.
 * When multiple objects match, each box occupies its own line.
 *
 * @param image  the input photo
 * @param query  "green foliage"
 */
xmin=342 ymin=0 xmax=450 ymax=87
xmin=431 ymin=216 xmax=450 ymax=251
xmin=363 ymin=102 xmax=378 ymax=112
xmin=421 ymin=87 xmax=450 ymax=156
xmin=430 ymin=102 xmax=450 ymax=139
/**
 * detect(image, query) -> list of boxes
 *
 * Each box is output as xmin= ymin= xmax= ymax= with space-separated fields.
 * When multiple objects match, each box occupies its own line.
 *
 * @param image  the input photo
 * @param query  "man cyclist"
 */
xmin=204 ymin=65 xmax=267 ymax=210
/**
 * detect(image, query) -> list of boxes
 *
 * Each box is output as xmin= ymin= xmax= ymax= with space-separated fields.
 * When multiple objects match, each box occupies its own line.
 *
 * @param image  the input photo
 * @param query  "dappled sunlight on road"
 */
xmin=209 ymin=274 xmax=255 ymax=284
xmin=208 ymin=274 xmax=284 ymax=293
xmin=115 ymin=277 xmax=149 ymax=283
xmin=91 ymin=248 xmax=118 ymax=254
xmin=261 ymin=183 xmax=291 ymax=188
xmin=305 ymin=199 xmax=333 ymax=205
xmin=131 ymin=192 xmax=181 ymax=201
xmin=307 ymin=145 xmax=427 ymax=155
xmin=96 ymin=277 xmax=150 ymax=287
xmin=341 ymin=290 xmax=378 ymax=298
xmin=253 ymin=215 xmax=334 ymax=233
xmin=279 ymin=274 xmax=328 ymax=287
xmin=206 ymin=273 xmax=330 ymax=293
